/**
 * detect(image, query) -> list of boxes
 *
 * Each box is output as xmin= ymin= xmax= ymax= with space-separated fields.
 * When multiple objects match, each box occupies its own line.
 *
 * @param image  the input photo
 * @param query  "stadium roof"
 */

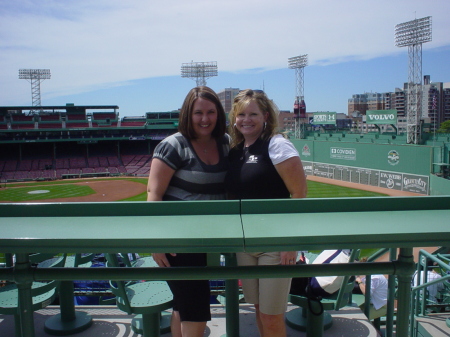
xmin=0 ymin=105 xmax=119 ymax=115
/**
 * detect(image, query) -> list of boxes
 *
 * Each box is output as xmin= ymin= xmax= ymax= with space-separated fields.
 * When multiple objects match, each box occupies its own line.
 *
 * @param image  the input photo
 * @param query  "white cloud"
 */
xmin=1 ymin=0 xmax=450 ymax=106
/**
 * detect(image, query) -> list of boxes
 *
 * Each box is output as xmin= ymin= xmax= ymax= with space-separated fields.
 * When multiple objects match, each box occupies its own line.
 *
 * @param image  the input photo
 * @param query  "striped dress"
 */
xmin=152 ymin=132 xmax=230 ymax=201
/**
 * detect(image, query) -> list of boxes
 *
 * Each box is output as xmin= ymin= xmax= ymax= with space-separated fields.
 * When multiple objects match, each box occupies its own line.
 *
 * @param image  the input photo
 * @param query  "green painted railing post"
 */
xmin=222 ymin=253 xmax=240 ymax=337
xmin=59 ymin=281 xmax=77 ymax=320
xmin=364 ymin=275 xmax=371 ymax=319
xmin=15 ymin=253 xmax=35 ymax=337
xmin=396 ymin=248 xmax=415 ymax=337
xmin=44 ymin=258 xmax=92 ymax=335
xmin=385 ymin=248 xmax=397 ymax=337
xmin=5 ymin=253 xmax=13 ymax=267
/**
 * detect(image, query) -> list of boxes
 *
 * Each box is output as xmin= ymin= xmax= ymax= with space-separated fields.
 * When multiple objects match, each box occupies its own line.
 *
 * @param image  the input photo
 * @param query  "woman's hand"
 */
xmin=280 ymin=251 xmax=298 ymax=265
xmin=153 ymin=253 xmax=176 ymax=267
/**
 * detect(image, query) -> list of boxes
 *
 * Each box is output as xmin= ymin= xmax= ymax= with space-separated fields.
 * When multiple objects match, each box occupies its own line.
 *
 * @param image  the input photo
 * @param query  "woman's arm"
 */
xmin=147 ymin=158 xmax=175 ymax=201
xmin=275 ymin=156 xmax=307 ymax=264
xmin=274 ymin=156 xmax=307 ymax=199
xmin=147 ymin=158 xmax=176 ymax=267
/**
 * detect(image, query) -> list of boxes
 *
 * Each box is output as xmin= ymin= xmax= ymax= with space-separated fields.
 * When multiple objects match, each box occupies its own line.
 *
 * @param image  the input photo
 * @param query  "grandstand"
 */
xmin=0 ymin=105 xmax=179 ymax=181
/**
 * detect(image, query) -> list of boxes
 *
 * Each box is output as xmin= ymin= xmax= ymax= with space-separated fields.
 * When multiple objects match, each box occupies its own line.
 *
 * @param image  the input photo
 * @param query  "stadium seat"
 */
xmin=118 ymin=253 xmax=158 ymax=269
xmin=286 ymin=249 xmax=359 ymax=337
xmin=42 ymin=253 xmax=96 ymax=335
xmin=0 ymin=254 xmax=66 ymax=337
xmin=105 ymin=253 xmax=173 ymax=337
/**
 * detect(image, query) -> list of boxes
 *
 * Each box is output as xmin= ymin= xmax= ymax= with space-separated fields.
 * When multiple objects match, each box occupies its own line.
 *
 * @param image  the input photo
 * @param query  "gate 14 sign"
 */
xmin=366 ymin=110 xmax=397 ymax=125
xmin=313 ymin=112 xmax=336 ymax=125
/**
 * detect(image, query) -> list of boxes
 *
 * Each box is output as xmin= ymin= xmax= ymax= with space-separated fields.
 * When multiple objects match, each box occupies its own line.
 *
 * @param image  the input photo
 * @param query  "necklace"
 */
xmin=202 ymin=142 xmax=212 ymax=153
xmin=194 ymin=139 xmax=214 ymax=154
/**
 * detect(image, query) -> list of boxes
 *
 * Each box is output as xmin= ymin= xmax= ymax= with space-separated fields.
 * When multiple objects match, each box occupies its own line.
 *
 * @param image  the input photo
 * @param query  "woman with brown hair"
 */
xmin=147 ymin=86 xmax=229 ymax=337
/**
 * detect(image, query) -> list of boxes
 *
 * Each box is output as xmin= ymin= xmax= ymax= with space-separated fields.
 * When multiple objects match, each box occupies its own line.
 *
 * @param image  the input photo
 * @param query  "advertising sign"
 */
xmin=402 ymin=173 xmax=429 ymax=194
xmin=330 ymin=147 xmax=356 ymax=161
xmin=313 ymin=112 xmax=336 ymax=125
xmin=379 ymin=171 xmax=403 ymax=190
xmin=366 ymin=110 xmax=397 ymax=125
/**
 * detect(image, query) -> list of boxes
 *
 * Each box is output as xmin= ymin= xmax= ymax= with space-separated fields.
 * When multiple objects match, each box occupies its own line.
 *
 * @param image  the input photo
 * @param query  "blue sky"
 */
xmin=1 ymin=0 xmax=450 ymax=117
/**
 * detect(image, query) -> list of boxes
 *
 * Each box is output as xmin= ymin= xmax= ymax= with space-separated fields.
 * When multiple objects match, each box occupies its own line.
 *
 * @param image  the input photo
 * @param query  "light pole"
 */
xmin=288 ymin=54 xmax=308 ymax=139
xmin=19 ymin=69 xmax=51 ymax=113
xmin=395 ymin=16 xmax=432 ymax=144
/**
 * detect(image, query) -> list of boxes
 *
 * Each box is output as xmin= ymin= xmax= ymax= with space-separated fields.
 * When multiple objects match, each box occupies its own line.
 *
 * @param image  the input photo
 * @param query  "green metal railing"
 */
xmin=1 ymin=196 xmax=450 ymax=337
xmin=410 ymin=250 xmax=450 ymax=337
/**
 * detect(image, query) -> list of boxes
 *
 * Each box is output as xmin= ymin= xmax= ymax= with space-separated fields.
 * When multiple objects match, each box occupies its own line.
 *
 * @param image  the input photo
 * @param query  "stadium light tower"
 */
xmin=395 ymin=16 xmax=432 ymax=144
xmin=19 ymin=69 xmax=51 ymax=113
xmin=288 ymin=54 xmax=308 ymax=139
xmin=181 ymin=61 xmax=218 ymax=87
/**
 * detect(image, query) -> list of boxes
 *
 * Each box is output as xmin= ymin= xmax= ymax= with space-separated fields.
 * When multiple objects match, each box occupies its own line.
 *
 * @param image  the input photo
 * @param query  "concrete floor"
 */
xmin=1 ymin=304 xmax=384 ymax=337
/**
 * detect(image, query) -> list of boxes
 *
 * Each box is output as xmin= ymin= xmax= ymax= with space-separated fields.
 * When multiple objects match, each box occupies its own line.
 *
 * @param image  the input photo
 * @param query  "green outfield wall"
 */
xmin=292 ymin=139 xmax=450 ymax=196
xmin=429 ymin=175 xmax=450 ymax=196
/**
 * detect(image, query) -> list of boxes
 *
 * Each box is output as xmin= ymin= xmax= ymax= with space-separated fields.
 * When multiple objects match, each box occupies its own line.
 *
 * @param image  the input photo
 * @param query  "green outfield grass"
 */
xmin=0 ymin=178 xmax=387 ymax=202
xmin=306 ymin=180 xmax=387 ymax=198
xmin=117 ymin=179 xmax=388 ymax=201
xmin=0 ymin=184 xmax=96 ymax=201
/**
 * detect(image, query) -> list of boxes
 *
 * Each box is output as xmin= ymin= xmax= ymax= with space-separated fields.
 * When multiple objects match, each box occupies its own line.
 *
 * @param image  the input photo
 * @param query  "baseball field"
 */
xmin=0 ymin=176 xmax=424 ymax=260
xmin=1 ymin=175 xmax=413 ymax=203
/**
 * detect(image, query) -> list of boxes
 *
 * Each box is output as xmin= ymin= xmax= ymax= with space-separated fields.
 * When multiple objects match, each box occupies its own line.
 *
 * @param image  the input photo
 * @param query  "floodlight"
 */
xmin=19 ymin=69 xmax=51 ymax=110
xmin=181 ymin=61 xmax=218 ymax=86
xmin=395 ymin=16 xmax=432 ymax=47
xmin=288 ymin=54 xmax=308 ymax=69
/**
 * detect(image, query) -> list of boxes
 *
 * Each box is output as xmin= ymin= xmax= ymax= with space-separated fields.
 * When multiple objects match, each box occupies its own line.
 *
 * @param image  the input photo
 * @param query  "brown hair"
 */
xmin=228 ymin=89 xmax=280 ymax=148
xmin=178 ymin=86 xmax=226 ymax=140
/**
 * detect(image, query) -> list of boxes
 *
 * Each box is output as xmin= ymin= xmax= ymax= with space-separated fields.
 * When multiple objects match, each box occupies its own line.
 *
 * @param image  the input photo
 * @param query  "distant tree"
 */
xmin=437 ymin=120 xmax=450 ymax=133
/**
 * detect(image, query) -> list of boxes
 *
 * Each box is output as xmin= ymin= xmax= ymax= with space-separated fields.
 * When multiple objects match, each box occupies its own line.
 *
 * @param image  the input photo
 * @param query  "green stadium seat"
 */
xmin=42 ymin=253 xmax=96 ymax=335
xmin=286 ymin=249 xmax=359 ymax=337
xmin=105 ymin=253 xmax=173 ymax=337
xmin=0 ymin=254 xmax=66 ymax=337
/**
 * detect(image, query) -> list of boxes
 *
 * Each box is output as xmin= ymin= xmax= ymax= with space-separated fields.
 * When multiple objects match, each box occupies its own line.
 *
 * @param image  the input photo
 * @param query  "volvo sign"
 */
xmin=366 ymin=109 xmax=397 ymax=125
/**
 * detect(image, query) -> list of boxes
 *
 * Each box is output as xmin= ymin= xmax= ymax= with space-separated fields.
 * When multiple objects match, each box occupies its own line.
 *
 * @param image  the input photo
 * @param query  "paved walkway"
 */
xmin=1 ymin=304 xmax=382 ymax=337
xmin=3 ymin=303 xmax=449 ymax=336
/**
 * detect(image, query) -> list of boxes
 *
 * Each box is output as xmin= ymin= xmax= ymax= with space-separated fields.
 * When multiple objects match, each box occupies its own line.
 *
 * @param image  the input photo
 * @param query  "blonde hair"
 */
xmin=228 ymin=89 xmax=280 ymax=148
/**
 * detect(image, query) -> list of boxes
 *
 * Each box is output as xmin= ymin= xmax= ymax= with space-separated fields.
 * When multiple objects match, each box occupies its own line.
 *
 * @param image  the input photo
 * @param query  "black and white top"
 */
xmin=225 ymin=134 xmax=299 ymax=199
xmin=152 ymin=132 xmax=230 ymax=201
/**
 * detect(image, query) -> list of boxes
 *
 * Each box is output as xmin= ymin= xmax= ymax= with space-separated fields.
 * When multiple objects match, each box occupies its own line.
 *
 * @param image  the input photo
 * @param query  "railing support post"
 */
xmin=15 ymin=253 xmax=35 ymax=337
xmin=385 ymin=248 xmax=397 ymax=337
xmin=222 ymin=253 xmax=240 ymax=337
xmin=396 ymin=248 xmax=415 ymax=337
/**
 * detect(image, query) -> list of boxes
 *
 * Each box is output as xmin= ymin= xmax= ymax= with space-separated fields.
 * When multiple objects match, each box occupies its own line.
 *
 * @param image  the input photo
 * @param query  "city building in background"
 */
xmin=217 ymin=88 xmax=240 ymax=114
xmin=348 ymin=76 xmax=450 ymax=133
xmin=278 ymin=110 xmax=296 ymax=133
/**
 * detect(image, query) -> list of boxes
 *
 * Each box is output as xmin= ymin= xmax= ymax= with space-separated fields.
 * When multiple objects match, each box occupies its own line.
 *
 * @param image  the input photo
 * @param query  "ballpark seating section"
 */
xmin=0 ymin=154 xmax=152 ymax=181
xmin=0 ymin=106 xmax=173 ymax=182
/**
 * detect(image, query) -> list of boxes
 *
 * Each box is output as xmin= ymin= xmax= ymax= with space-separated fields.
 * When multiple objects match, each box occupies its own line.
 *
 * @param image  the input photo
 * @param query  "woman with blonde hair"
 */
xmin=225 ymin=89 xmax=307 ymax=337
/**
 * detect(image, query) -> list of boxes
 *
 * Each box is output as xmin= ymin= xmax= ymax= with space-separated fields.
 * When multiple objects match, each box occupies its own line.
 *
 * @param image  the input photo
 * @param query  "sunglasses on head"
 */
xmin=239 ymin=89 xmax=265 ymax=95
